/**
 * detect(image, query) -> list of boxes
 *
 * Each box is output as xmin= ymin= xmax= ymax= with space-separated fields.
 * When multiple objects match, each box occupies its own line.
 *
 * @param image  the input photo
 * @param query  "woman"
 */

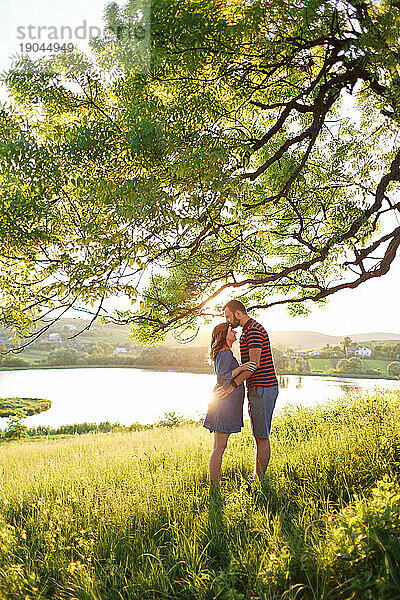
xmin=203 ymin=322 xmax=256 ymax=487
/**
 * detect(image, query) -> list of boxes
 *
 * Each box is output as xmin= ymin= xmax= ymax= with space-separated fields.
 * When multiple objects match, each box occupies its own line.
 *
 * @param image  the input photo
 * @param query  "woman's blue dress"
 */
xmin=203 ymin=348 xmax=245 ymax=434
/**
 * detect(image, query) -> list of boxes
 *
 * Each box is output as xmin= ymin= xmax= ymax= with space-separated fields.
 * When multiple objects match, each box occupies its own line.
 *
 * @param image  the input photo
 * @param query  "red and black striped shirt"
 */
xmin=239 ymin=318 xmax=278 ymax=388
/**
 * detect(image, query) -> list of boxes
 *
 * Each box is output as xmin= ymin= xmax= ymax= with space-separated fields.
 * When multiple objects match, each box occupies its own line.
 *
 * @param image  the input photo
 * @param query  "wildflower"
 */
xmin=67 ymin=560 xmax=84 ymax=575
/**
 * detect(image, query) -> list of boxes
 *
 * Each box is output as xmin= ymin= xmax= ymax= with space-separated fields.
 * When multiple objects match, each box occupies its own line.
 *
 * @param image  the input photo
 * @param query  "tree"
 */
xmin=341 ymin=337 xmax=353 ymax=354
xmin=336 ymin=358 xmax=352 ymax=373
xmin=45 ymin=348 xmax=83 ymax=366
xmin=295 ymin=357 xmax=307 ymax=373
xmin=336 ymin=356 xmax=362 ymax=373
xmin=348 ymin=356 xmax=362 ymax=371
xmin=1 ymin=0 xmax=400 ymax=347
xmin=272 ymin=348 xmax=289 ymax=372
xmin=2 ymin=411 xmax=28 ymax=441
xmin=387 ymin=362 xmax=400 ymax=378
xmin=0 ymin=399 xmax=51 ymax=441
xmin=155 ymin=411 xmax=187 ymax=428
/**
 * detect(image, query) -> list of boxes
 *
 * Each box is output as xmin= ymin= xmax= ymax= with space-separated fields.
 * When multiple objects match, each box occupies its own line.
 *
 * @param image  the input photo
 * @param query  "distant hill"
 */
xmin=166 ymin=328 xmax=400 ymax=350
xmin=269 ymin=331 xmax=400 ymax=350
xmin=1 ymin=318 xmax=399 ymax=352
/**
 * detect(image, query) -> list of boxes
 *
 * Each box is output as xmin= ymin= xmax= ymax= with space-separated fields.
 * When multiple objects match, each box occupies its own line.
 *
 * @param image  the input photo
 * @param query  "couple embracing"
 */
xmin=203 ymin=300 xmax=279 ymax=488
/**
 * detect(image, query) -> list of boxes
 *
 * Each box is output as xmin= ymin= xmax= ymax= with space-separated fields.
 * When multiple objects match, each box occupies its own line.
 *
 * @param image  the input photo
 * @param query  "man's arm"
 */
xmin=215 ymin=349 xmax=261 ymax=398
xmin=249 ymin=347 xmax=261 ymax=369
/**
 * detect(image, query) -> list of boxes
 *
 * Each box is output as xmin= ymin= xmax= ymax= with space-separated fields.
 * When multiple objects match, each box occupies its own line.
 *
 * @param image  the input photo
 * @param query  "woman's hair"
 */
xmin=210 ymin=322 xmax=230 ymax=362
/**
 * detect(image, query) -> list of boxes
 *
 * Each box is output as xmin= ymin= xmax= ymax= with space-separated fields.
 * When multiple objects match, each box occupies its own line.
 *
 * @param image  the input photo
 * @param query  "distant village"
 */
xmin=292 ymin=345 xmax=372 ymax=359
xmin=0 ymin=322 xmax=399 ymax=378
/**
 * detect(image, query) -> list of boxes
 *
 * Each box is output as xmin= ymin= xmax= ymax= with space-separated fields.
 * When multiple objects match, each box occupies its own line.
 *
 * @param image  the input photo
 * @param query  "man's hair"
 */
xmin=223 ymin=299 xmax=247 ymax=314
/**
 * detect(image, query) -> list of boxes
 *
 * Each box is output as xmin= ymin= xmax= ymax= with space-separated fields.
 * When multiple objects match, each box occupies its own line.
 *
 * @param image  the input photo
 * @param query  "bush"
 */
xmin=335 ymin=358 xmax=352 ymax=373
xmin=336 ymin=357 xmax=362 ymax=374
xmin=0 ymin=356 xmax=30 ymax=368
xmin=26 ymin=421 xmax=152 ymax=437
xmin=318 ymin=477 xmax=400 ymax=599
xmin=388 ymin=362 xmax=400 ymax=378
xmin=2 ymin=411 xmax=28 ymax=441
xmin=294 ymin=357 xmax=306 ymax=372
xmin=349 ymin=356 xmax=362 ymax=370
xmin=155 ymin=411 xmax=188 ymax=428
xmin=365 ymin=368 xmax=381 ymax=376
xmin=45 ymin=348 xmax=83 ymax=366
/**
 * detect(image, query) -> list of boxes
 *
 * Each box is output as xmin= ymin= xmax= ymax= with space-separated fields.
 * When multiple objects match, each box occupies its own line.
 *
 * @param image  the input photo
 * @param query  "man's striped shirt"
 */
xmin=239 ymin=318 xmax=278 ymax=388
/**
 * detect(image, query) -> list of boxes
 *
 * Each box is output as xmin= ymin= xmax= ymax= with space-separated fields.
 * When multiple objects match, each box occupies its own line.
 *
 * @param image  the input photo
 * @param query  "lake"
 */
xmin=0 ymin=367 xmax=399 ymax=430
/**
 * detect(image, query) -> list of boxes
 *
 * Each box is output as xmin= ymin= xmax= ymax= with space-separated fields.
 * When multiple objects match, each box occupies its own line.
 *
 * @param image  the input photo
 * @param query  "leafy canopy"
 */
xmin=1 ymin=0 xmax=400 ymax=345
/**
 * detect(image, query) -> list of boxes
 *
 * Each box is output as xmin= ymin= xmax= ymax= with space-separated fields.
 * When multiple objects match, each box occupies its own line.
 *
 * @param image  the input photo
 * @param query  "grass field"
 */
xmin=307 ymin=358 xmax=392 ymax=376
xmin=0 ymin=390 xmax=400 ymax=599
xmin=307 ymin=358 xmax=333 ymax=372
xmin=362 ymin=359 xmax=389 ymax=373
xmin=19 ymin=350 xmax=47 ymax=361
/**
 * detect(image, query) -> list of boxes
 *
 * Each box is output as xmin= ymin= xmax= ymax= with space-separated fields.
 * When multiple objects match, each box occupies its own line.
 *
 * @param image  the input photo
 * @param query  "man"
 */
xmin=215 ymin=299 xmax=279 ymax=480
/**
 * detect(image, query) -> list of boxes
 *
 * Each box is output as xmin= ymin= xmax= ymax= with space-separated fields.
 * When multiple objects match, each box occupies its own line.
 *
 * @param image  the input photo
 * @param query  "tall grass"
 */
xmin=0 ymin=389 xmax=400 ymax=599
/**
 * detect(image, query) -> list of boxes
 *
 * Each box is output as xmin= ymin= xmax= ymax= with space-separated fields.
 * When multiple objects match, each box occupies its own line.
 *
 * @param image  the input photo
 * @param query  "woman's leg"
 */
xmin=209 ymin=432 xmax=229 ymax=486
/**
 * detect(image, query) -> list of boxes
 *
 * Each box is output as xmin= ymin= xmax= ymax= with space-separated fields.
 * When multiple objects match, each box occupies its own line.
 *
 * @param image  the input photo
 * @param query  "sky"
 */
xmin=1 ymin=0 xmax=112 ymax=72
xmin=261 ymin=261 xmax=400 ymax=335
xmin=105 ymin=258 xmax=400 ymax=336
xmin=1 ymin=0 xmax=399 ymax=337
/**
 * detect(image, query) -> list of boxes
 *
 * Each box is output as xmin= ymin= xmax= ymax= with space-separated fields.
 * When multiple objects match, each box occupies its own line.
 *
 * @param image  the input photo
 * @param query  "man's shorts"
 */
xmin=248 ymin=384 xmax=279 ymax=439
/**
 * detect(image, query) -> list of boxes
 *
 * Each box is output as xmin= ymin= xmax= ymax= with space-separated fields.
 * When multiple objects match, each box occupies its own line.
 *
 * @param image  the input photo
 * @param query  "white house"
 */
xmin=114 ymin=347 xmax=128 ymax=355
xmin=48 ymin=333 xmax=62 ymax=342
xmin=355 ymin=346 xmax=372 ymax=358
xmin=308 ymin=349 xmax=320 ymax=356
xmin=62 ymin=324 xmax=77 ymax=332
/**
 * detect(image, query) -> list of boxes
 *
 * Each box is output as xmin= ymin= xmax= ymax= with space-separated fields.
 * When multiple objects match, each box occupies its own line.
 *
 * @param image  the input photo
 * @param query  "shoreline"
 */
xmin=0 ymin=363 xmax=398 ymax=381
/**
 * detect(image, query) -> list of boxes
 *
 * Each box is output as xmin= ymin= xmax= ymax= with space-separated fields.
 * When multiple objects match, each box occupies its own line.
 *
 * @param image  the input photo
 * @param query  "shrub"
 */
xmin=155 ymin=411 xmax=188 ymax=427
xmin=45 ymin=348 xmax=82 ymax=366
xmin=294 ymin=357 xmax=306 ymax=372
xmin=335 ymin=358 xmax=352 ymax=373
xmin=388 ymin=362 xmax=400 ymax=378
xmin=349 ymin=356 xmax=362 ymax=370
xmin=336 ymin=357 xmax=362 ymax=374
xmin=318 ymin=477 xmax=400 ymax=599
xmin=2 ymin=411 xmax=28 ymax=441
xmin=365 ymin=368 xmax=381 ymax=376
xmin=0 ymin=356 xmax=30 ymax=368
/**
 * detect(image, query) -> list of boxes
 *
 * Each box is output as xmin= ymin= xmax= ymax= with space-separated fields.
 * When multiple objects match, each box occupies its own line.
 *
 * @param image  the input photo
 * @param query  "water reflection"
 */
xmin=279 ymin=376 xmax=289 ymax=389
xmin=339 ymin=383 xmax=359 ymax=394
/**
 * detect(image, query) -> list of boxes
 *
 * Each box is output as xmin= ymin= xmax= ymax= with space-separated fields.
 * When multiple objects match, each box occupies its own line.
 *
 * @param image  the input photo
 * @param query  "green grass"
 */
xmin=21 ymin=349 xmax=48 ymax=358
xmin=307 ymin=358 xmax=333 ymax=372
xmin=1 ymin=390 xmax=400 ymax=599
xmin=0 ymin=397 xmax=51 ymax=417
xmin=362 ymin=359 xmax=389 ymax=373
